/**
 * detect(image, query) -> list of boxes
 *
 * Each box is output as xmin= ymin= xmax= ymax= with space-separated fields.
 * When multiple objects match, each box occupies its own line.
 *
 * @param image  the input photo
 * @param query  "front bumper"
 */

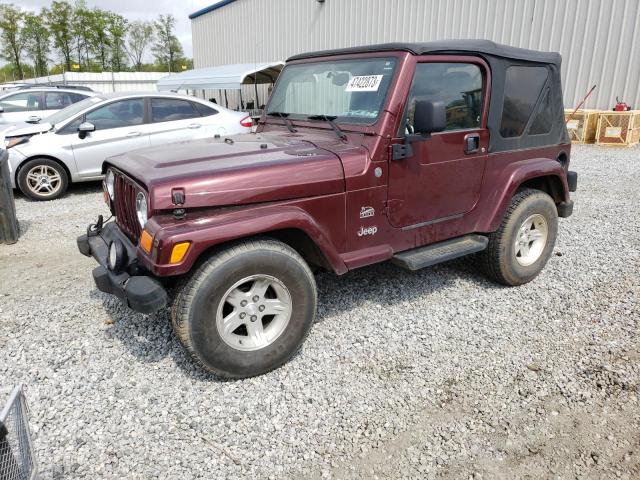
xmin=77 ymin=221 xmax=168 ymax=314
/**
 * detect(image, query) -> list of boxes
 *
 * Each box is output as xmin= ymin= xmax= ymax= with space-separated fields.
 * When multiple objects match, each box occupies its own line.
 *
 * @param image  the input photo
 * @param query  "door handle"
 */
xmin=463 ymin=133 xmax=480 ymax=154
xmin=188 ymin=123 xmax=202 ymax=129
xmin=126 ymin=132 xmax=141 ymax=137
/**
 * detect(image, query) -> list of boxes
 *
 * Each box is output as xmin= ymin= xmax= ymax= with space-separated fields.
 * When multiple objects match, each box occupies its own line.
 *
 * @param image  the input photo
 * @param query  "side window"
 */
xmin=404 ymin=62 xmax=483 ymax=134
xmin=151 ymin=98 xmax=200 ymax=122
xmin=69 ymin=92 xmax=88 ymax=103
xmin=499 ymin=66 xmax=549 ymax=137
xmin=528 ymin=89 xmax=553 ymax=135
xmin=0 ymin=92 xmax=43 ymax=112
xmin=45 ymin=92 xmax=75 ymax=110
xmin=193 ymin=102 xmax=218 ymax=117
xmin=85 ymin=98 xmax=145 ymax=130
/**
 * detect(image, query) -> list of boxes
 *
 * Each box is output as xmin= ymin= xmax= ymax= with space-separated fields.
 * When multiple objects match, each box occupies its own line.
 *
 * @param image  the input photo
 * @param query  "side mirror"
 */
xmin=78 ymin=121 xmax=95 ymax=139
xmin=412 ymin=100 xmax=446 ymax=136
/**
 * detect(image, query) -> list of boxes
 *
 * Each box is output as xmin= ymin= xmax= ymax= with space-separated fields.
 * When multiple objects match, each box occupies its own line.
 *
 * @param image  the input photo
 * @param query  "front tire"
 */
xmin=17 ymin=158 xmax=69 ymax=201
xmin=171 ymin=238 xmax=317 ymax=378
xmin=481 ymin=188 xmax=558 ymax=286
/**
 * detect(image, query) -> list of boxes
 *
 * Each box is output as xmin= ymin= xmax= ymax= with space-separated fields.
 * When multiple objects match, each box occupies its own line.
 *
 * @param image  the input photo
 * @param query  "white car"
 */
xmin=0 ymin=86 xmax=95 ymax=125
xmin=3 ymin=92 xmax=253 ymax=200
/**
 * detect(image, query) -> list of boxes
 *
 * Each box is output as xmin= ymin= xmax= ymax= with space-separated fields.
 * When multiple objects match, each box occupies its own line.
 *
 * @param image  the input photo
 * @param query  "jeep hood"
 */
xmin=106 ymin=133 xmax=346 ymax=210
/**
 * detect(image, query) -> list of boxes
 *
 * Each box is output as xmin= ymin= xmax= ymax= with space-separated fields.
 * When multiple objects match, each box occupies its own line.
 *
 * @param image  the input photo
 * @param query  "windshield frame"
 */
xmin=265 ymin=53 xmax=403 ymax=129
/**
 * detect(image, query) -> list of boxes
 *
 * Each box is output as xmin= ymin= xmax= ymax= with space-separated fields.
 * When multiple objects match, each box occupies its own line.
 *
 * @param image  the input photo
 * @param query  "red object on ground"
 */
xmin=614 ymin=97 xmax=631 ymax=111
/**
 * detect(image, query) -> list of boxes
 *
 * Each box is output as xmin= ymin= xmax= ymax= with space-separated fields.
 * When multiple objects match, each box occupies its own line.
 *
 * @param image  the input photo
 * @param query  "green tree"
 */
xmin=106 ymin=12 xmax=128 ymax=71
xmin=48 ymin=1 xmax=75 ymax=71
xmin=0 ymin=4 xmax=25 ymax=79
xmin=125 ymin=21 xmax=154 ymax=71
xmin=87 ymin=8 xmax=111 ymax=70
xmin=152 ymin=14 xmax=183 ymax=73
xmin=23 ymin=11 xmax=51 ymax=77
xmin=72 ymin=0 xmax=95 ymax=70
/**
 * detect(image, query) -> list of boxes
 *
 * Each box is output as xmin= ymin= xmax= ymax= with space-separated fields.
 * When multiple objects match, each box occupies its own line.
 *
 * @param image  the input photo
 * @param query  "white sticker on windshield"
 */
xmin=345 ymin=75 xmax=383 ymax=92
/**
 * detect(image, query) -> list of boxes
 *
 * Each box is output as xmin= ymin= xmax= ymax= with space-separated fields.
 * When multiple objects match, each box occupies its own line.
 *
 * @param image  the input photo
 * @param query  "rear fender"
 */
xmin=141 ymin=205 xmax=347 ymax=276
xmin=482 ymin=158 xmax=570 ymax=232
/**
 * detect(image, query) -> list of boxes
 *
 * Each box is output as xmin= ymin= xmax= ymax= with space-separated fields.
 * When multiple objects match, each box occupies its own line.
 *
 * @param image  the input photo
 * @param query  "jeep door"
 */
xmin=387 ymin=58 xmax=489 ymax=228
xmin=69 ymin=98 xmax=150 ymax=178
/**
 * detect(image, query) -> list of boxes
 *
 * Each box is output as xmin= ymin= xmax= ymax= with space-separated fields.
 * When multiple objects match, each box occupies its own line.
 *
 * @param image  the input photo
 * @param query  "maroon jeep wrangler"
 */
xmin=78 ymin=40 xmax=577 ymax=378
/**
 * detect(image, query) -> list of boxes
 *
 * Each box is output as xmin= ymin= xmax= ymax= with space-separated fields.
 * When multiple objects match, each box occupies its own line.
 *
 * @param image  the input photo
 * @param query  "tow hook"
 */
xmin=87 ymin=215 xmax=104 ymax=237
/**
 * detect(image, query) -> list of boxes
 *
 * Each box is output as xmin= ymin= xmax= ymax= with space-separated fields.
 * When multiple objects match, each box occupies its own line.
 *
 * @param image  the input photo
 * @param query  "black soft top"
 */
xmin=287 ymin=40 xmax=561 ymax=65
xmin=288 ymin=40 xmax=568 ymax=152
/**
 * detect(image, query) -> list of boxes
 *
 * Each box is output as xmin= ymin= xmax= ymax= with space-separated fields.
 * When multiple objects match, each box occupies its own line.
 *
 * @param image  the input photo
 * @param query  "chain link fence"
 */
xmin=0 ymin=386 xmax=37 ymax=480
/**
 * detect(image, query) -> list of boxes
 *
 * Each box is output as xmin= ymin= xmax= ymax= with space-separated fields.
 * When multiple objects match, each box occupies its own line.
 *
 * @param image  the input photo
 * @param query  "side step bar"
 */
xmin=391 ymin=234 xmax=488 ymax=271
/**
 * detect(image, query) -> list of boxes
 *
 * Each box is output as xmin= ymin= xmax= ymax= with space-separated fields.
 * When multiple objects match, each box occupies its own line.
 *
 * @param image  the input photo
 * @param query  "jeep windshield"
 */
xmin=267 ymin=57 xmax=397 ymax=125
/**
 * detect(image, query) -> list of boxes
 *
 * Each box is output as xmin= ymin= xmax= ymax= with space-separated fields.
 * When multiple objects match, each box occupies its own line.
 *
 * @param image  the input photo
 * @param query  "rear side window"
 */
xmin=528 ymin=89 xmax=553 ymax=135
xmin=193 ymin=102 xmax=218 ymax=117
xmin=404 ymin=62 xmax=483 ymax=133
xmin=45 ymin=92 xmax=77 ymax=110
xmin=151 ymin=98 xmax=200 ymax=122
xmin=500 ymin=66 xmax=549 ymax=137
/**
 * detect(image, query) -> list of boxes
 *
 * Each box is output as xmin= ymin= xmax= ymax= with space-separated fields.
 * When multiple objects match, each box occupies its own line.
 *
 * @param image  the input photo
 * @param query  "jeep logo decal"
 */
xmin=357 ymin=226 xmax=378 ymax=237
xmin=359 ymin=206 xmax=375 ymax=218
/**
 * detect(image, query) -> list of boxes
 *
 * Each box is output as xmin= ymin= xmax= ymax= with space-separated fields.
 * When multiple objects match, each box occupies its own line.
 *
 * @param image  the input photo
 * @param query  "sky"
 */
xmin=10 ymin=0 xmax=216 ymax=60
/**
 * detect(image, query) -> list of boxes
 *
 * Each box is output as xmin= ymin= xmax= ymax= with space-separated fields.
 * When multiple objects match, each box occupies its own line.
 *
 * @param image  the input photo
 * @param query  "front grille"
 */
xmin=113 ymin=171 xmax=142 ymax=242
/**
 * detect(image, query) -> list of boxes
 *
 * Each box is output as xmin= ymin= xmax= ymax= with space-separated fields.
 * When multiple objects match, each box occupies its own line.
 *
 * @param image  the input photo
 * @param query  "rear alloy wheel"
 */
xmin=481 ymin=188 xmax=558 ymax=286
xmin=171 ymin=238 xmax=317 ymax=378
xmin=18 ymin=158 xmax=69 ymax=201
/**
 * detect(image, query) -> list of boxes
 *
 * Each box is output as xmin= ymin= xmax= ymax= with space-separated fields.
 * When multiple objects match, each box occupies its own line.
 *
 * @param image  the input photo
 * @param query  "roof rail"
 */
xmin=15 ymin=84 xmax=94 ymax=92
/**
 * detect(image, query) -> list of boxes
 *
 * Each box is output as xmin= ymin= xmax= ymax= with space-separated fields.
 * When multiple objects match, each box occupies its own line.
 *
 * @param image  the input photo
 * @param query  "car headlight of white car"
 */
xmin=136 ymin=191 xmax=148 ymax=228
xmin=4 ymin=136 xmax=29 ymax=149
xmin=104 ymin=169 xmax=115 ymax=200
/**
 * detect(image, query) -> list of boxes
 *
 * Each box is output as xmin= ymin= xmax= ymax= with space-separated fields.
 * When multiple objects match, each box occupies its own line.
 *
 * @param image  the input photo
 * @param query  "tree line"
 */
xmin=0 ymin=0 xmax=192 ymax=81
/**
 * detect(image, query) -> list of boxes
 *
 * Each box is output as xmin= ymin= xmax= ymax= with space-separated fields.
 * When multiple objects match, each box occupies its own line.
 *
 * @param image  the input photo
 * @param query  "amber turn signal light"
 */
xmin=139 ymin=230 xmax=153 ymax=253
xmin=170 ymin=242 xmax=191 ymax=264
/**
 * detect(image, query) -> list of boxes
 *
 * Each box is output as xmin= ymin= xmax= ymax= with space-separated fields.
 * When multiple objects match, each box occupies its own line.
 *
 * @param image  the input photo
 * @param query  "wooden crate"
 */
xmin=595 ymin=110 xmax=640 ymax=147
xmin=564 ymin=109 xmax=600 ymax=143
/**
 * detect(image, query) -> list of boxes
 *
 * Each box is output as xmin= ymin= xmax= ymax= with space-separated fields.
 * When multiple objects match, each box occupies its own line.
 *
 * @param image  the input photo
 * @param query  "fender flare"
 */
xmin=144 ymin=204 xmax=347 ymax=275
xmin=481 ymin=157 xmax=570 ymax=232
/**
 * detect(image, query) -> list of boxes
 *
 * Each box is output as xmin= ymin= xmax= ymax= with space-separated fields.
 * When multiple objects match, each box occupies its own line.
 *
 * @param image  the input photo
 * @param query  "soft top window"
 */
xmin=499 ymin=66 xmax=549 ymax=138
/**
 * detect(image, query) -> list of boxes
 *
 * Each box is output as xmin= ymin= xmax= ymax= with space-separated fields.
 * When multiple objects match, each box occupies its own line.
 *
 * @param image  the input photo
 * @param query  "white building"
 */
xmin=0 ymin=72 xmax=166 ymax=94
xmin=190 ymin=0 xmax=640 ymax=110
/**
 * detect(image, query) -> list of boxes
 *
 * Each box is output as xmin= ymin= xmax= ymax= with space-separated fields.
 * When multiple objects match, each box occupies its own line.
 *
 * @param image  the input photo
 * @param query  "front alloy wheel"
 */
xmin=216 ymin=274 xmax=292 ymax=351
xmin=172 ymin=238 xmax=317 ymax=378
xmin=18 ymin=158 xmax=69 ymax=201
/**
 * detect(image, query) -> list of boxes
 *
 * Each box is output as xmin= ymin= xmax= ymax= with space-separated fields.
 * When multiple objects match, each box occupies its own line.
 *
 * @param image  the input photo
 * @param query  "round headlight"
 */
xmin=107 ymin=240 xmax=126 ymax=272
xmin=136 ymin=191 xmax=148 ymax=228
xmin=105 ymin=170 xmax=115 ymax=200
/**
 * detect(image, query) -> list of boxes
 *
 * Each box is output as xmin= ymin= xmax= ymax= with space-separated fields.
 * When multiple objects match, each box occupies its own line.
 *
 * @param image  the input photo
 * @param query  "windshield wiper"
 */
xmin=307 ymin=115 xmax=347 ymax=141
xmin=267 ymin=112 xmax=297 ymax=133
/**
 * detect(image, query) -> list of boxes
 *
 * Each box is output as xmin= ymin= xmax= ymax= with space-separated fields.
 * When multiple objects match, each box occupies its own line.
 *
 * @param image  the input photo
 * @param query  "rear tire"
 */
xmin=17 ymin=158 xmax=69 ymax=201
xmin=171 ymin=238 xmax=317 ymax=378
xmin=481 ymin=188 xmax=558 ymax=286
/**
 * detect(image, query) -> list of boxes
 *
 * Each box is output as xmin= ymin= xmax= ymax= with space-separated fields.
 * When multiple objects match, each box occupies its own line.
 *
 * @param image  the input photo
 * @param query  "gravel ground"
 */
xmin=1 ymin=144 xmax=639 ymax=479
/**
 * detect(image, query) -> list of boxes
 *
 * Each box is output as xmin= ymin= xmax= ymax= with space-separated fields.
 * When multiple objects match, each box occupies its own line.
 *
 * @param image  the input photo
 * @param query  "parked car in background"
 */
xmin=0 ymin=86 xmax=95 ymax=125
xmin=3 ymin=92 xmax=253 ymax=200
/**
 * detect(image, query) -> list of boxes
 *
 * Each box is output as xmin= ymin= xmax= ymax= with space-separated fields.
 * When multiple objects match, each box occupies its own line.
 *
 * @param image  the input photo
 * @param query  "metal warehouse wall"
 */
xmin=192 ymin=0 xmax=640 ymax=110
